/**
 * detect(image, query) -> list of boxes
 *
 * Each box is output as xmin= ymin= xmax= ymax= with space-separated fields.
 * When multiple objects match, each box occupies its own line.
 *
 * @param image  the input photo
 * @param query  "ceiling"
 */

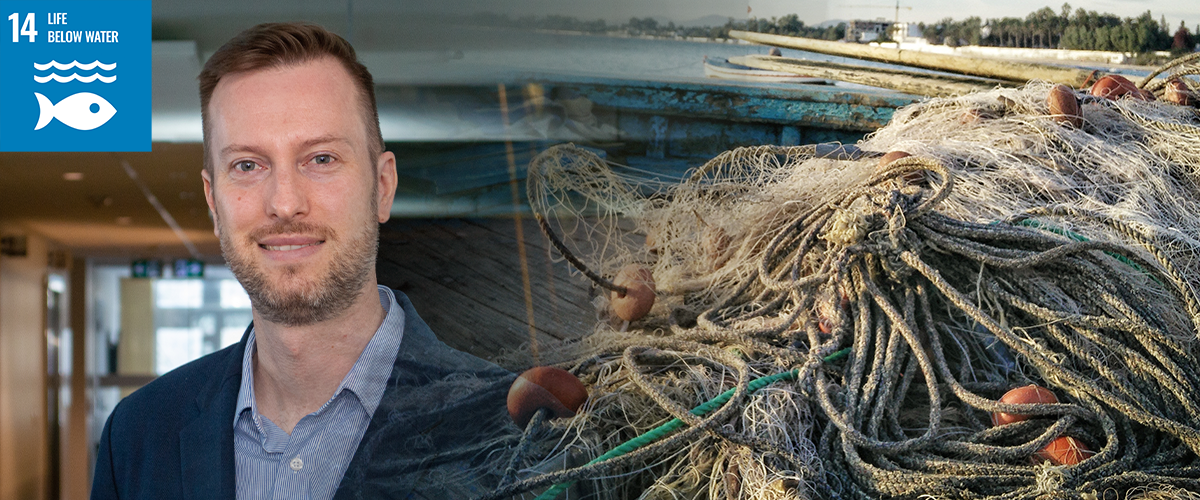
xmin=0 ymin=144 xmax=219 ymax=260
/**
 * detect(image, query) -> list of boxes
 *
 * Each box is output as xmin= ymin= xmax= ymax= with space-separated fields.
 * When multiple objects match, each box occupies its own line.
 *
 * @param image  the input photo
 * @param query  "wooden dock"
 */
xmin=376 ymin=217 xmax=597 ymax=364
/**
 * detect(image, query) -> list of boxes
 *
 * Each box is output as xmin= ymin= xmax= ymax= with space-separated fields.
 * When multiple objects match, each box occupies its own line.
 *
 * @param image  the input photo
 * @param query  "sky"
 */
xmin=417 ymin=0 xmax=1199 ymax=35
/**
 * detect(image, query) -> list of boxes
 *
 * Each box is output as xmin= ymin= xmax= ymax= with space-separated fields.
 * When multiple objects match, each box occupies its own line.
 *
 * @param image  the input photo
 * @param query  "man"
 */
xmin=91 ymin=23 xmax=517 ymax=499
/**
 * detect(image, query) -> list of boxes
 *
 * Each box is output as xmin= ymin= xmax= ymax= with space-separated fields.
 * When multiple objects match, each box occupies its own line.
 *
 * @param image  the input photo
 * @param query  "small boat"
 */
xmin=703 ymin=56 xmax=828 ymax=84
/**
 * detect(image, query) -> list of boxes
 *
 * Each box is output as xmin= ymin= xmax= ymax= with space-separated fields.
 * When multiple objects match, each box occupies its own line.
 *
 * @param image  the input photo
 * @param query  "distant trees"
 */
xmin=456 ymin=7 xmax=1192 ymax=53
xmin=707 ymin=15 xmax=844 ymax=41
xmin=923 ymin=16 xmax=982 ymax=47
xmin=920 ymin=4 xmax=1180 ymax=53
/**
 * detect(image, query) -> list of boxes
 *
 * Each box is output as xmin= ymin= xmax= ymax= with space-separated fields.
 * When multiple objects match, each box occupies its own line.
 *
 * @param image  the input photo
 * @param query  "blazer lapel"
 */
xmin=179 ymin=326 xmax=249 ymax=500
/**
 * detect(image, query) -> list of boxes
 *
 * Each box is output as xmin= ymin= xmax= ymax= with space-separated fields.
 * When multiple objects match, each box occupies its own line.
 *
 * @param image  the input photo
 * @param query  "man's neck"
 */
xmin=250 ymin=280 xmax=386 ymax=434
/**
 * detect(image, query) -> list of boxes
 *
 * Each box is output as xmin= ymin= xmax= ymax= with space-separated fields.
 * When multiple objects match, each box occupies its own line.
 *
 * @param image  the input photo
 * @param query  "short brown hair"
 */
xmin=199 ymin=22 xmax=383 ymax=173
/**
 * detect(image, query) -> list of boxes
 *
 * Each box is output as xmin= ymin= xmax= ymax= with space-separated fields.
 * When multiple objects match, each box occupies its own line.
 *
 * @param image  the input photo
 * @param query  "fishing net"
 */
xmin=488 ymin=55 xmax=1200 ymax=500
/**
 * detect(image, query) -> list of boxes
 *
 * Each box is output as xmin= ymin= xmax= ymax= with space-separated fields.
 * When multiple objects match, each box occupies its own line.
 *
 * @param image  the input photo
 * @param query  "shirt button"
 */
xmin=289 ymin=457 xmax=304 ymax=471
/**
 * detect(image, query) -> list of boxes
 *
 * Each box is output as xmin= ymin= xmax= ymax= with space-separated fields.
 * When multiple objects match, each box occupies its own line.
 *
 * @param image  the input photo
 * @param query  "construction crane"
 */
xmin=844 ymin=1 xmax=912 ymax=25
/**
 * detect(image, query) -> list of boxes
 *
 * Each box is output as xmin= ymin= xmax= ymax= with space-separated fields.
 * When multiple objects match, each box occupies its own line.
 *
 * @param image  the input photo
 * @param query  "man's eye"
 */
xmin=233 ymin=161 xmax=259 ymax=173
xmin=313 ymin=155 xmax=333 ymax=165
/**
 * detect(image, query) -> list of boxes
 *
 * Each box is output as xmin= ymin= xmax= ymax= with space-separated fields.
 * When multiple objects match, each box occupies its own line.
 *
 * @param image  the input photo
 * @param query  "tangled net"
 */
xmin=491 ymin=57 xmax=1200 ymax=500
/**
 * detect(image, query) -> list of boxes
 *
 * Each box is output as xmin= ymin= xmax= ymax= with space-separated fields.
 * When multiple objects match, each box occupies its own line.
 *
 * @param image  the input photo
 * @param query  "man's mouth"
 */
xmin=260 ymin=242 xmax=322 ymax=251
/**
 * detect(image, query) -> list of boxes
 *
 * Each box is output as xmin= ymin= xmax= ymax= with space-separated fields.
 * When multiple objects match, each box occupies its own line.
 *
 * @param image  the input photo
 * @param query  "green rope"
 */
xmin=533 ymin=347 xmax=851 ymax=500
xmin=1013 ymin=218 xmax=1149 ymax=275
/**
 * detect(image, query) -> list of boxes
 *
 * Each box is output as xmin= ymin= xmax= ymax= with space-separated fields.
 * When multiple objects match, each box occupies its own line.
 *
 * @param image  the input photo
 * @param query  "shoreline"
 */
xmin=516 ymin=27 xmax=1166 ymax=71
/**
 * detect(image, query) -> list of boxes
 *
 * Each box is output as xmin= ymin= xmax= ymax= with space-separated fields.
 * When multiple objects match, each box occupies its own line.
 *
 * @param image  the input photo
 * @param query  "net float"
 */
xmin=816 ymin=287 xmax=845 ymax=334
xmin=992 ymin=384 xmax=1058 ymax=426
xmin=1166 ymin=79 xmax=1193 ymax=107
xmin=507 ymin=366 xmax=588 ymax=428
xmin=1048 ymin=84 xmax=1082 ymax=128
xmin=1034 ymin=436 xmax=1095 ymax=466
xmin=880 ymin=150 xmax=924 ymax=185
xmin=880 ymin=150 xmax=910 ymax=166
xmin=611 ymin=264 xmax=656 ymax=322
xmin=818 ymin=316 xmax=834 ymax=334
xmin=1090 ymin=75 xmax=1152 ymax=101
xmin=958 ymin=107 xmax=994 ymax=125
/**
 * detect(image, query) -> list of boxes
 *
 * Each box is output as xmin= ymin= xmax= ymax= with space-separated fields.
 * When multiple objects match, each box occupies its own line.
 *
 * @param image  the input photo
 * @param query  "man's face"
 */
xmin=202 ymin=57 xmax=397 ymax=327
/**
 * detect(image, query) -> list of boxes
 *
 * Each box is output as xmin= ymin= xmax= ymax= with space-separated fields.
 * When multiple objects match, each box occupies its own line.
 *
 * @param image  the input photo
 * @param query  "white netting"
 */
xmin=490 ymin=57 xmax=1200 ymax=500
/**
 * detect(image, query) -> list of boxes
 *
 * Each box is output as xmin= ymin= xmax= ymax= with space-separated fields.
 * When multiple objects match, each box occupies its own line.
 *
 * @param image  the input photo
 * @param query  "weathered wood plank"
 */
xmin=730 ymin=55 xmax=999 ymax=97
xmin=411 ymin=221 xmax=596 ymax=331
xmin=377 ymin=218 xmax=598 ymax=363
xmin=729 ymin=30 xmax=1095 ymax=87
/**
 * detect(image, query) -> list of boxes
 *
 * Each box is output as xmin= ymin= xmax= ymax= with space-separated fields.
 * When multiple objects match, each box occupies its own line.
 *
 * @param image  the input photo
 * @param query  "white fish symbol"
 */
xmin=34 ymin=92 xmax=117 ymax=131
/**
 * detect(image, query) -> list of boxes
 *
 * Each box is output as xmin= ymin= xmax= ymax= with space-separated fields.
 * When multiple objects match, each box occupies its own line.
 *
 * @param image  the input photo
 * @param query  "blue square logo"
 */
xmin=0 ymin=0 xmax=150 ymax=152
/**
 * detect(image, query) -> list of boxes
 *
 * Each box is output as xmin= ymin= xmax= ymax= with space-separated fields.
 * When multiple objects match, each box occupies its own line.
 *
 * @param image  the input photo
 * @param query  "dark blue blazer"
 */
xmin=90 ymin=289 xmax=518 ymax=499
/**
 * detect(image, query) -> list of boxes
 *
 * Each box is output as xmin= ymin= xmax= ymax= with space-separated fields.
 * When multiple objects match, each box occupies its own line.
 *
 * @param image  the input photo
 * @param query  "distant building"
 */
xmin=889 ymin=22 xmax=925 ymax=44
xmin=845 ymin=19 xmax=892 ymax=43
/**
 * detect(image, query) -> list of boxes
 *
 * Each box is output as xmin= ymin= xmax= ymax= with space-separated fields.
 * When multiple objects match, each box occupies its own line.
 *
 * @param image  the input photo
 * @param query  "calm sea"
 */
xmin=377 ymin=29 xmax=929 ymax=86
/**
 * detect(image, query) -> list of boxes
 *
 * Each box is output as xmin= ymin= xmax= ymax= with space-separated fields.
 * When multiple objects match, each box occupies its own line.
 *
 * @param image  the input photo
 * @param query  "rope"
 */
xmin=512 ymin=56 xmax=1200 ymax=499
xmin=535 ymin=214 xmax=628 ymax=295
xmin=522 ymin=348 xmax=850 ymax=500
xmin=1138 ymin=51 xmax=1200 ymax=88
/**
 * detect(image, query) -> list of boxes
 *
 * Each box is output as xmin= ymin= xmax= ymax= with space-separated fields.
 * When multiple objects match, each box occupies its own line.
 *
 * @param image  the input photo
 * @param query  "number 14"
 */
xmin=8 ymin=13 xmax=38 ymax=43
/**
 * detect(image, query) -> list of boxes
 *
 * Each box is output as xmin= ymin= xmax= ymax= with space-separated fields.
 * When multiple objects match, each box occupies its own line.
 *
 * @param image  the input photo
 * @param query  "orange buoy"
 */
xmin=992 ymin=384 xmax=1058 ymax=426
xmin=1090 ymin=75 xmax=1152 ymax=101
xmin=880 ymin=150 xmax=925 ymax=185
xmin=611 ymin=265 xmax=656 ymax=322
xmin=1166 ymin=79 xmax=1194 ymax=107
xmin=1048 ymin=84 xmax=1083 ymax=128
xmin=1034 ymin=436 xmax=1094 ymax=466
xmin=958 ymin=107 xmax=993 ymax=125
xmin=818 ymin=316 xmax=834 ymax=334
xmin=507 ymin=366 xmax=588 ymax=428
xmin=880 ymin=150 xmax=911 ymax=167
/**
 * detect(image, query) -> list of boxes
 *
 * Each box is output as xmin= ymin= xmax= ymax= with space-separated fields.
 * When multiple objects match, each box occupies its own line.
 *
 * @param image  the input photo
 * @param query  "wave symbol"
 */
xmin=33 ymin=60 xmax=117 ymax=71
xmin=34 ymin=73 xmax=116 ymax=84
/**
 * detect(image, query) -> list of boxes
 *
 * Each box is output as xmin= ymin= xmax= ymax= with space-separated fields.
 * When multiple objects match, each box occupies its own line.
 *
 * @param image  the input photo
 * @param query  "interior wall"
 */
xmin=63 ymin=259 xmax=90 ymax=500
xmin=0 ymin=224 xmax=49 ymax=500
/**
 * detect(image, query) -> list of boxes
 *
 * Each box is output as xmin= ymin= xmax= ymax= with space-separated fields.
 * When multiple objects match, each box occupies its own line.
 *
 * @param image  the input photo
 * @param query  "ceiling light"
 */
xmin=63 ymin=172 xmax=84 ymax=181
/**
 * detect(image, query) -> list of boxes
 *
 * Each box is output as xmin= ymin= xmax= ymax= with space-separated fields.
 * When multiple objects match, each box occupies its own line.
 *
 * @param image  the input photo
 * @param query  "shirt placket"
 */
xmin=270 ymin=417 xmax=311 ymax=500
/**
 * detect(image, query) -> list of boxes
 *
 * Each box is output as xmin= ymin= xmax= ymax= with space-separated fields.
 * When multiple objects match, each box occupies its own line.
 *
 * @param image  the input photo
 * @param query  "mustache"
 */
xmin=246 ymin=220 xmax=334 ymax=243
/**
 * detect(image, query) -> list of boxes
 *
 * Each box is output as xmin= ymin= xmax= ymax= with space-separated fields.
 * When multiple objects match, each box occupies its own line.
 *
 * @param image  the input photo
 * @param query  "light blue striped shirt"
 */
xmin=234 ymin=286 xmax=405 ymax=500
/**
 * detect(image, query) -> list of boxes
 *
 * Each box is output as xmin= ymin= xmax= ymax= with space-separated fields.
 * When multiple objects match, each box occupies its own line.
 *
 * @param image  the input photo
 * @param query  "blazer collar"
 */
xmin=178 ymin=323 xmax=250 ymax=500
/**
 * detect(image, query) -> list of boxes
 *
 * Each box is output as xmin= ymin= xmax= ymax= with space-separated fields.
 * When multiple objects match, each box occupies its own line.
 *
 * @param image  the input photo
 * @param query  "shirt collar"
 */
xmin=234 ymin=285 xmax=405 ymax=423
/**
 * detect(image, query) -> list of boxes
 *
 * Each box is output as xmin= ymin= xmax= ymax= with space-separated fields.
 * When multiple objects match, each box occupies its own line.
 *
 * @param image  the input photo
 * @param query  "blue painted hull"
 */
xmin=385 ymin=76 xmax=919 ymax=217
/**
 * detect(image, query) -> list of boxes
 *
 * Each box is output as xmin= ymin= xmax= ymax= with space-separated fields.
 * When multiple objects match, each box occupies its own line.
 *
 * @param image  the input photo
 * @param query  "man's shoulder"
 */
xmin=110 ymin=341 xmax=242 ymax=432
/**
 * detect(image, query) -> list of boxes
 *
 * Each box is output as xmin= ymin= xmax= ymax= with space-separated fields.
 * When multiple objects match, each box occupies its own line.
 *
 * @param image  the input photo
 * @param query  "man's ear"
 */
xmin=201 ymin=168 xmax=220 ymax=238
xmin=376 ymin=151 xmax=398 ymax=223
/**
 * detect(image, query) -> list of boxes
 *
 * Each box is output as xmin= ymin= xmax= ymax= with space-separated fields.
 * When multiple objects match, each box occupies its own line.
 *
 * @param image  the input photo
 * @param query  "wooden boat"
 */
xmin=385 ymin=75 xmax=918 ymax=217
xmin=703 ymin=56 xmax=828 ymax=84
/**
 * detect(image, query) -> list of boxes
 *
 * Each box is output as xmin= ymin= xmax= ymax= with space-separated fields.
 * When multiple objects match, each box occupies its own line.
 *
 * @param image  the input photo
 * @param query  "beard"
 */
xmin=218 ymin=206 xmax=379 ymax=327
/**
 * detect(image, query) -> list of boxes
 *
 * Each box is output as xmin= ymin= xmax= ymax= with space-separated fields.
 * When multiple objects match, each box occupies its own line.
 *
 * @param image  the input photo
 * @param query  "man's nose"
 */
xmin=266 ymin=165 xmax=308 ymax=220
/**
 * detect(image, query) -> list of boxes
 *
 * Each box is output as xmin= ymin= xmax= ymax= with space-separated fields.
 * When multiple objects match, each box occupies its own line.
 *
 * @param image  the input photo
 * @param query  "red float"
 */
xmin=611 ymin=265 xmax=656 ymax=322
xmin=1034 ymin=436 xmax=1094 ymax=466
xmin=992 ymin=384 xmax=1058 ymax=426
xmin=506 ymin=366 xmax=588 ymax=428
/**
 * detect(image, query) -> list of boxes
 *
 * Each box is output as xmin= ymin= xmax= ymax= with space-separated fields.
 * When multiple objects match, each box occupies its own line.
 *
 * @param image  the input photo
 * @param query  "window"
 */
xmin=151 ymin=268 xmax=252 ymax=375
